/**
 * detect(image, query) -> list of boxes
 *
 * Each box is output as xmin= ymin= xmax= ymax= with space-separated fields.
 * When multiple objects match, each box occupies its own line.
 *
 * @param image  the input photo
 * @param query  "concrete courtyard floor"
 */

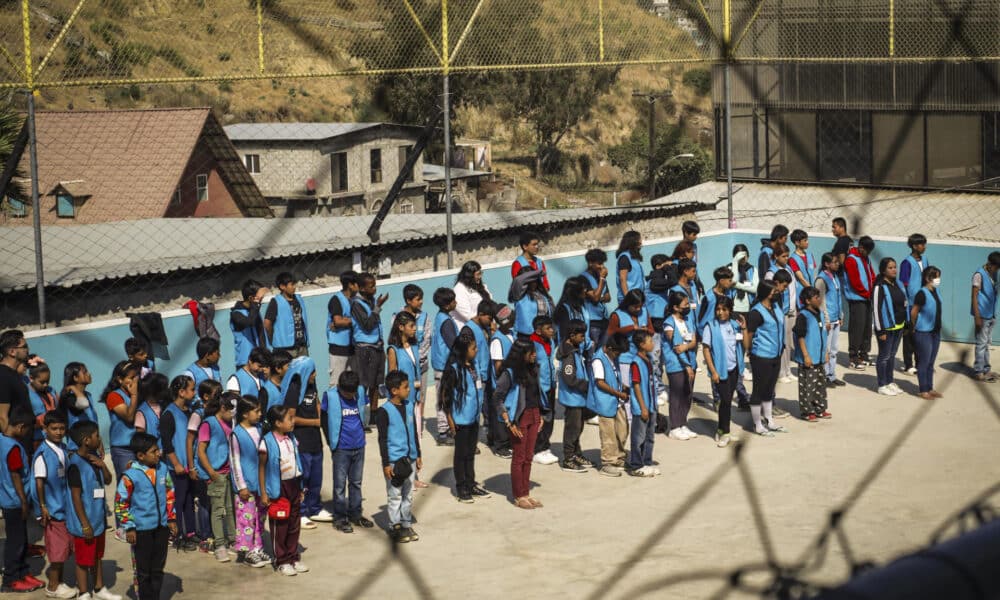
xmin=5 ymin=342 xmax=999 ymax=599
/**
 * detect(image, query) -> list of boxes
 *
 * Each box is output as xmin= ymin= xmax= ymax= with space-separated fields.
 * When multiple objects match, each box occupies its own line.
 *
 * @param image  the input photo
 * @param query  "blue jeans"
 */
xmin=974 ymin=317 xmax=995 ymax=374
xmin=300 ymin=450 xmax=323 ymax=518
xmin=332 ymin=447 xmax=364 ymax=520
xmin=914 ymin=330 xmax=940 ymax=393
xmin=628 ymin=413 xmax=655 ymax=470
xmin=826 ymin=321 xmax=841 ymax=380
xmin=386 ymin=470 xmax=414 ymax=527
xmin=876 ymin=329 xmax=903 ymax=387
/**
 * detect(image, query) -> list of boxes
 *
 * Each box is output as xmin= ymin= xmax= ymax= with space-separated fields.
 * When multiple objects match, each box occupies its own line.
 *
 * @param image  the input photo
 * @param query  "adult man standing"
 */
xmin=843 ymin=237 xmax=876 ymax=370
xmin=0 ymin=330 xmax=31 ymax=432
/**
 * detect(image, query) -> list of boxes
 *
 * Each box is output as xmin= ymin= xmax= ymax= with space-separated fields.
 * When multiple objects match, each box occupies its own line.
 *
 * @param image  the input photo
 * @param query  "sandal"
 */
xmin=514 ymin=497 xmax=534 ymax=510
xmin=918 ymin=392 xmax=934 ymax=400
xmin=527 ymin=497 xmax=543 ymax=508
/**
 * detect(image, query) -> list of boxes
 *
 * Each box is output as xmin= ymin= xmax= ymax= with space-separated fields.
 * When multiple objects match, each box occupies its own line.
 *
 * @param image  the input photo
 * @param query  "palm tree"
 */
xmin=0 ymin=93 xmax=27 ymax=213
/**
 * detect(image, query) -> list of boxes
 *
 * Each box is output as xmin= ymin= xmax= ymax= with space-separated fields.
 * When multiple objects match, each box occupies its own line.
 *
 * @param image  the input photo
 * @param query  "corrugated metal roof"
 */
xmin=422 ymin=164 xmax=491 ymax=182
xmin=224 ymin=122 xmax=382 ymax=142
xmin=0 ymin=201 xmax=701 ymax=293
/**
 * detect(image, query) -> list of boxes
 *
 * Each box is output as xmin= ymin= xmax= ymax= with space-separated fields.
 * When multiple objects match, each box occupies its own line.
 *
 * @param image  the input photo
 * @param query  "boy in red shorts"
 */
xmin=66 ymin=421 xmax=121 ymax=600
xmin=33 ymin=410 xmax=78 ymax=598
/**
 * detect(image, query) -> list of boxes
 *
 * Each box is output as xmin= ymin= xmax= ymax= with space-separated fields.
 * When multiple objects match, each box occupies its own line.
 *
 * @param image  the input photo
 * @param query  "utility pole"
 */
xmin=632 ymin=90 xmax=671 ymax=201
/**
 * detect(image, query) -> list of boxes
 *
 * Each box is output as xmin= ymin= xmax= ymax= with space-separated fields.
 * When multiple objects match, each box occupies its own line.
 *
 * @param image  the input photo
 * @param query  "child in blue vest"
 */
xmin=1 ymin=409 xmax=41 ymax=593
xmin=511 ymin=230 xmax=550 ymax=292
xmin=258 ymin=405 xmax=308 ymax=576
xmin=231 ymin=279 xmax=268 ymax=370
xmin=27 ymin=363 xmax=58 ymax=450
xmin=322 ymin=371 xmax=372 ymax=533
xmin=627 ymin=331 xmax=659 ymax=477
xmin=351 ymin=272 xmax=388 ymax=422
xmin=59 ymin=362 xmax=98 ymax=440
xmin=160 ymin=375 xmax=197 ymax=551
xmin=699 ymin=267 xmax=735 ymax=410
xmin=615 ymin=230 xmax=645 ymax=303
xmin=115 ymin=432 xmax=176 ymax=600
xmin=814 ymin=253 xmax=846 ymax=387
xmin=66 ymin=420 xmax=118 ymax=600
xmin=588 ymin=333 xmax=630 ymax=477
xmin=557 ymin=320 xmax=593 ymax=473
xmin=264 ymin=350 xmax=291 ymax=411
xmin=125 ymin=337 xmax=155 ymax=379
xmin=508 ymin=266 xmax=554 ymax=341
xmin=229 ymin=396 xmax=270 ymax=566
xmin=765 ymin=246 xmax=797 ymax=386
xmin=488 ymin=306 xmax=516 ymax=458
xmin=581 ymin=248 xmax=612 ymax=350
xmin=530 ymin=316 xmax=558 ymax=466
xmin=225 ymin=347 xmax=269 ymax=399
xmin=743 ymin=280 xmax=788 ymax=437
xmin=326 ymin=271 xmax=358 ymax=387
xmin=664 ymin=291 xmax=699 ymax=441
xmin=793 ymin=287 xmax=831 ymax=421
xmin=789 ymin=230 xmax=817 ymax=305
xmin=701 ymin=296 xmax=745 ymax=448
xmin=183 ymin=337 xmax=222 ymax=391
xmin=376 ymin=371 xmax=422 ymax=541
xmin=431 ymin=288 xmax=460 ymax=445
xmin=388 ymin=311 xmax=426 ymax=487
xmin=101 ymin=360 xmax=140 ymax=542
xmin=197 ymin=392 xmax=237 ymax=561
xmin=898 ymin=234 xmax=928 ymax=374
xmin=33 ymin=410 xmax=77 ymax=598
xmin=440 ymin=337 xmax=487 ymax=503
xmin=135 ymin=373 xmax=168 ymax=447
xmin=972 ymin=252 xmax=1000 ymax=382
xmin=264 ymin=271 xmax=309 ymax=358
xmin=280 ymin=357 xmax=327 ymax=527
xmin=911 ymin=267 xmax=943 ymax=399
xmin=400 ymin=284 xmax=432 ymax=442
xmin=873 ymin=258 xmax=908 ymax=396
xmin=758 ymin=224 xmax=789 ymax=275
xmin=187 ymin=379 xmax=221 ymax=547
xmin=645 ymin=254 xmax=672 ymax=404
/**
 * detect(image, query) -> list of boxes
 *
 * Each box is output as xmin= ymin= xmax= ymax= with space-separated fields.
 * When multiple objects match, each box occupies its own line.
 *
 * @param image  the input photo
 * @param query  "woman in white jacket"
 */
xmin=452 ymin=261 xmax=492 ymax=325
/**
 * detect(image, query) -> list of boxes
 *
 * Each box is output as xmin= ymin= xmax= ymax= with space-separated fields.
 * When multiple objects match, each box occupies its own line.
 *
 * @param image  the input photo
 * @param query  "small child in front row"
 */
xmin=701 ymin=297 xmax=745 ymax=448
xmin=793 ymin=287 xmax=830 ymax=421
xmin=1 ymin=409 xmax=42 ymax=594
xmin=323 ymin=371 xmax=372 ymax=533
xmin=115 ymin=433 xmax=176 ymax=600
xmin=66 ymin=421 xmax=120 ymax=600
xmin=376 ymin=371 xmax=422 ymax=543
xmin=556 ymin=320 xmax=594 ymax=473
xmin=230 ymin=396 xmax=270 ymax=567
xmin=440 ymin=337 xmax=487 ymax=503
xmin=33 ymin=410 xmax=77 ymax=598
xmin=588 ymin=333 xmax=631 ymax=477
xmin=627 ymin=331 xmax=659 ymax=478
xmin=196 ymin=391 xmax=238 ymax=562
xmin=258 ymin=405 xmax=308 ymax=576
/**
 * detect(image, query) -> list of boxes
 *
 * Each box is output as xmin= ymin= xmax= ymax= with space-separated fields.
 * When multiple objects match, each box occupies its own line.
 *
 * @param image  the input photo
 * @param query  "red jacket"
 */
xmin=844 ymin=247 xmax=875 ymax=299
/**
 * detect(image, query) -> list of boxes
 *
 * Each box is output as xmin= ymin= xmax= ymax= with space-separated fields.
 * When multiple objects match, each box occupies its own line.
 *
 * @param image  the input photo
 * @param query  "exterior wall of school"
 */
xmin=22 ymin=228 xmax=998 ymax=443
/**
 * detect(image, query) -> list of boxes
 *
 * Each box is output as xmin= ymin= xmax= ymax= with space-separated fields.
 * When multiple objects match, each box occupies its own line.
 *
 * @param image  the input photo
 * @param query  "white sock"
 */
xmin=762 ymin=401 xmax=773 ymax=423
xmin=751 ymin=405 xmax=763 ymax=431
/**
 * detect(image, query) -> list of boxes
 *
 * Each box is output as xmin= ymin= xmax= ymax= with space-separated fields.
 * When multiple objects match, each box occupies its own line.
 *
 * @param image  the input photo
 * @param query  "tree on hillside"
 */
xmin=608 ymin=120 xmax=712 ymax=196
xmin=0 ymin=98 xmax=26 ymax=209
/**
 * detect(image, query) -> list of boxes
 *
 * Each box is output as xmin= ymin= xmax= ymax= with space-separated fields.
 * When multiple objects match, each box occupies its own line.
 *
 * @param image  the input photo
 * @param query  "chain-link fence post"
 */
xmin=25 ymin=90 xmax=45 ymax=327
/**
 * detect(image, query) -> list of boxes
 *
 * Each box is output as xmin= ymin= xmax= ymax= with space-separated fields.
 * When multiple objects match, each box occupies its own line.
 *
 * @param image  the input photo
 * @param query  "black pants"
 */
xmin=749 ymin=355 xmax=780 ymax=406
xmin=2 ymin=508 xmax=27 ymax=585
xmin=847 ymin=300 xmax=873 ymax=361
xmin=453 ymin=423 xmax=479 ymax=494
xmin=562 ymin=405 xmax=593 ymax=459
xmin=533 ymin=390 xmax=556 ymax=454
xmin=134 ymin=526 xmax=169 ymax=600
xmin=716 ymin=369 xmax=739 ymax=434
xmin=902 ymin=323 xmax=916 ymax=370
xmin=355 ymin=344 xmax=386 ymax=421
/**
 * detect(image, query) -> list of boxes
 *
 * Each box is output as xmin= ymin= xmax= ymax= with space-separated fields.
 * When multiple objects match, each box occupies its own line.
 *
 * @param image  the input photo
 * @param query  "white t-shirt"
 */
xmin=259 ymin=433 xmax=301 ymax=481
xmin=591 ymin=358 xmax=606 ymax=380
xmin=490 ymin=334 xmax=514 ymax=361
xmin=32 ymin=440 xmax=66 ymax=478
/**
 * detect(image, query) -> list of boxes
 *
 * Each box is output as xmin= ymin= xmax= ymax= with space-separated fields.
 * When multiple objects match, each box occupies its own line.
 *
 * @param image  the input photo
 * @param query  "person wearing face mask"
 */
xmin=910 ymin=267 xmax=943 ymax=400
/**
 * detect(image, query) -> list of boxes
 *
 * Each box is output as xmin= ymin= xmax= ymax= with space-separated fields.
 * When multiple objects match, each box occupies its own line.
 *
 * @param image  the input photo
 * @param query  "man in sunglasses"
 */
xmin=0 ymin=330 xmax=31 ymax=432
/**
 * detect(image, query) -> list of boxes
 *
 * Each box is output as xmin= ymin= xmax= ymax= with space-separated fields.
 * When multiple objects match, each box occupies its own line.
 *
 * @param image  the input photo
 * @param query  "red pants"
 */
xmin=509 ymin=408 xmax=540 ymax=498
xmin=268 ymin=478 xmax=301 ymax=566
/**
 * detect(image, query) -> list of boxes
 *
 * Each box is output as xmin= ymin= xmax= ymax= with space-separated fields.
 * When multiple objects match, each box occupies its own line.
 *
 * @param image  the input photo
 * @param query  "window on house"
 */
xmin=370 ymin=148 xmax=382 ymax=184
xmin=398 ymin=199 xmax=414 ymax=214
xmin=244 ymin=154 xmax=260 ymax=174
xmin=5 ymin=195 xmax=26 ymax=217
xmin=56 ymin=193 xmax=74 ymax=218
xmin=331 ymin=152 xmax=348 ymax=192
xmin=196 ymin=174 xmax=209 ymax=202
xmin=398 ymin=145 xmax=414 ymax=182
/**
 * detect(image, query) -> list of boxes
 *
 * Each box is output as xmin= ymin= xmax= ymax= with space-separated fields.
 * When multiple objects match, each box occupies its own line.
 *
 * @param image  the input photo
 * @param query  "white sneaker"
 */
xmin=743 ymin=370 xmax=753 ymax=381
xmin=681 ymin=426 xmax=699 ymax=439
xmin=293 ymin=561 xmax=310 ymax=573
xmin=649 ymin=465 xmax=662 ymax=476
xmin=278 ymin=564 xmax=297 ymax=576
xmin=716 ymin=433 xmax=732 ymax=448
xmin=586 ymin=415 xmax=600 ymax=426
xmin=888 ymin=382 xmax=903 ymax=394
xmin=906 ymin=367 xmax=917 ymax=375
xmin=636 ymin=466 xmax=656 ymax=477
xmin=877 ymin=385 xmax=897 ymax=396
xmin=77 ymin=595 xmax=93 ymax=600
xmin=93 ymin=588 xmax=122 ymax=600
xmin=46 ymin=584 xmax=79 ymax=599
xmin=533 ymin=451 xmax=559 ymax=465
xmin=657 ymin=390 xmax=669 ymax=404
xmin=778 ymin=376 xmax=794 ymax=384
xmin=309 ymin=509 xmax=334 ymax=523
xmin=300 ymin=516 xmax=318 ymax=530
xmin=668 ymin=427 xmax=690 ymax=441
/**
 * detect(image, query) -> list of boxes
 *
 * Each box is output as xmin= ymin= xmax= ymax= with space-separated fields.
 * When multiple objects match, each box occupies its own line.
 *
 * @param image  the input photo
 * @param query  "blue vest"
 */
xmin=186 ymin=363 xmax=220 ymax=390
xmin=195 ymin=416 xmax=230 ymax=479
xmin=108 ymin=388 xmax=136 ymax=448
xmin=324 ymin=388 xmax=368 ymax=451
xmin=67 ymin=392 xmax=98 ymax=429
xmin=431 ymin=312 xmax=455 ymax=371
xmin=230 ymin=305 xmax=259 ymax=367
xmin=580 ymin=271 xmax=609 ymax=322
xmin=767 ymin=265 xmax=794 ymax=316
xmin=351 ymin=297 xmax=383 ymax=345
xmin=555 ymin=304 xmax=591 ymax=349
xmin=231 ymin=425 xmax=261 ymax=494
xmin=514 ymin=293 xmax=552 ymax=337
xmin=662 ymin=314 xmax=695 ymax=374
xmin=0 ymin=434 xmax=28 ymax=510
xmin=818 ymin=270 xmax=842 ymax=321
xmin=65 ymin=452 xmax=106 ymax=537
xmin=515 ymin=255 xmax=546 ymax=282
xmin=973 ymin=267 xmax=998 ymax=319
xmin=616 ymin=253 xmax=645 ymax=303
xmin=384 ymin=403 xmax=418 ymax=462
xmin=389 ymin=344 xmax=420 ymax=405
xmin=586 ymin=351 xmax=623 ymax=418
xmin=750 ymin=302 xmax=785 ymax=359
xmin=326 ymin=291 xmax=354 ymax=347
xmin=915 ymin=288 xmax=941 ymax=332
xmin=698 ymin=291 xmax=723 ymax=333
xmin=450 ymin=367 xmax=483 ymax=426
xmin=760 ymin=246 xmax=775 ymax=271
xmin=614 ymin=308 xmax=650 ymax=365
xmin=262 ymin=432 xmax=302 ymax=500
xmin=877 ymin=281 xmax=907 ymax=331
xmin=499 ymin=369 xmax=547 ymax=423
xmin=628 ymin=354 xmax=657 ymax=415
xmin=413 ymin=311 xmax=429 ymax=348
xmin=843 ymin=254 xmax=873 ymax=302
xmin=534 ymin=341 xmax=555 ymax=394
xmin=28 ymin=386 xmax=56 ymax=441
xmin=137 ymin=403 xmax=161 ymax=441
xmin=118 ymin=462 xmax=171 ymax=531
xmin=793 ymin=309 xmax=827 ymax=365
xmin=461 ymin=324 xmax=491 ymax=383
xmin=670 ymin=282 xmax=700 ymax=330
xmin=900 ymin=255 xmax=928 ymax=303
xmin=163 ymin=403 xmax=191 ymax=469
xmin=32 ymin=442 xmax=68 ymax=519
xmin=270 ymin=293 xmax=309 ymax=349
xmin=234 ymin=368 xmax=264 ymax=399
xmin=645 ymin=287 xmax=668 ymax=325
xmin=263 ymin=379 xmax=282 ymax=411
xmin=558 ymin=345 xmax=589 ymax=408
xmin=789 ymin=252 xmax=817 ymax=306
xmin=279 ymin=356 xmax=316 ymax=410
xmin=489 ymin=332 xmax=514 ymax=385
xmin=728 ymin=265 xmax=757 ymax=305
xmin=706 ymin=319 xmax=745 ymax=379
